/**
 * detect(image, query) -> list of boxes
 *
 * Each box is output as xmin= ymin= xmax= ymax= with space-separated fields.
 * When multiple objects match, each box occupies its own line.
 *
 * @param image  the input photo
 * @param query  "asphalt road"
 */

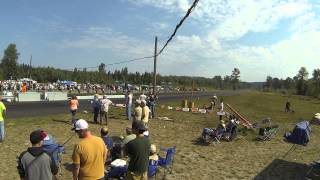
xmin=4 ymin=91 xmax=239 ymax=118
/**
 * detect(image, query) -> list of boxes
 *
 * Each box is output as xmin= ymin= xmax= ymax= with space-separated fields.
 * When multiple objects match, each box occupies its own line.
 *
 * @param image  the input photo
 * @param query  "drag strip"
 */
xmin=4 ymin=91 xmax=240 ymax=118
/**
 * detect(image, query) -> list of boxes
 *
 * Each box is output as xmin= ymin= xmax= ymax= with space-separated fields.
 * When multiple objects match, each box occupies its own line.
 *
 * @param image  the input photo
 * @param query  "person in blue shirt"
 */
xmin=92 ymin=94 xmax=101 ymax=124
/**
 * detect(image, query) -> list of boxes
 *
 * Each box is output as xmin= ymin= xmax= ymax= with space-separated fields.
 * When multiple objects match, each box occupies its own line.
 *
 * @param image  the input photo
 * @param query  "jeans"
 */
xmin=93 ymin=107 xmax=100 ymax=123
xmin=0 ymin=121 xmax=4 ymax=142
xmin=70 ymin=110 xmax=77 ymax=123
xmin=126 ymin=104 xmax=132 ymax=121
xmin=150 ymin=103 xmax=156 ymax=118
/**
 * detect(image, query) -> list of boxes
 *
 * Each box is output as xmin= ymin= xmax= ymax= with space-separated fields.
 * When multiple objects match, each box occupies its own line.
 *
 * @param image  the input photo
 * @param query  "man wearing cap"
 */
xmin=124 ymin=121 xmax=150 ymax=180
xmin=0 ymin=96 xmax=6 ymax=142
xmin=141 ymin=100 xmax=150 ymax=125
xmin=134 ymin=100 xmax=142 ymax=121
xmin=72 ymin=119 xmax=107 ymax=180
xmin=100 ymin=95 xmax=113 ymax=125
xmin=17 ymin=130 xmax=58 ymax=180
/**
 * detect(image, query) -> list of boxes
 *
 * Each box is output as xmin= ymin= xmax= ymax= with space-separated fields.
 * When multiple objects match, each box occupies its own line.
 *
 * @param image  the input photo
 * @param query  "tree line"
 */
xmin=1 ymin=43 xmax=244 ymax=89
xmin=264 ymin=67 xmax=320 ymax=98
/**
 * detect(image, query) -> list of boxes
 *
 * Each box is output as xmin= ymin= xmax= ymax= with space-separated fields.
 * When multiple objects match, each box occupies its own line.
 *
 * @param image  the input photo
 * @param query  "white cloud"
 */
xmin=59 ymin=1 xmax=320 ymax=81
xmin=290 ymin=12 xmax=320 ymax=33
xmin=207 ymin=0 xmax=311 ymax=40
xmin=62 ymin=26 xmax=154 ymax=57
xmin=128 ymin=0 xmax=311 ymax=40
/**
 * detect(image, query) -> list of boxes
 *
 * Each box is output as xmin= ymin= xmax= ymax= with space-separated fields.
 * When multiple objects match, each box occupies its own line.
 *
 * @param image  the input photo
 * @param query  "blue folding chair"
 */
xmin=158 ymin=146 xmax=176 ymax=178
xmin=148 ymin=159 xmax=158 ymax=179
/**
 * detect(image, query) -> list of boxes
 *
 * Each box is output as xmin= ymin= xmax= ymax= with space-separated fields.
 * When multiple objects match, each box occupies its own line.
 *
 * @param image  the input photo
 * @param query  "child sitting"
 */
xmin=101 ymin=126 xmax=113 ymax=150
xmin=149 ymin=144 xmax=159 ymax=161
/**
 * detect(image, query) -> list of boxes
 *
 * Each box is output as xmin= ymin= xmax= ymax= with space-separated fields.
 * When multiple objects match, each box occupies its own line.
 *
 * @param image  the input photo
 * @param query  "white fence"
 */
xmin=18 ymin=92 xmax=41 ymax=102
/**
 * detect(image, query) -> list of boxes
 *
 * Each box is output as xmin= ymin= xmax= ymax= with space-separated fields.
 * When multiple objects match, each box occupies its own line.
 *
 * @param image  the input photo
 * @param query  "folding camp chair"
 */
xmin=158 ymin=146 xmax=176 ymax=178
xmin=106 ymin=166 xmax=128 ymax=180
xmin=256 ymin=126 xmax=278 ymax=141
xmin=201 ymin=128 xmax=225 ymax=144
xmin=148 ymin=159 xmax=159 ymax=179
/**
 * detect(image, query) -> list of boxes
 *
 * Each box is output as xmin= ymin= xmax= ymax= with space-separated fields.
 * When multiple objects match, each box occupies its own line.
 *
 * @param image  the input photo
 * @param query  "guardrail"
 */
xmin=75 ymin=95 xmax=125 ymax=100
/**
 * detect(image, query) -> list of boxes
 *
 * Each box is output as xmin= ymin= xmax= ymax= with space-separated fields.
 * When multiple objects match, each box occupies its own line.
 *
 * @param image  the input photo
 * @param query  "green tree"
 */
xmin=310 ymin=69 xmax=320 ymax=97
xmin=283 ymin=77 xmax=294 ymax=90
xmin=1 ymin=43 xmax=19 ymax=79
xmin=296 ymin=67 xmax=309 ymax=95
xmin=98 ymin=63 xmax=106 ymax=74
xmin=231 ymin=68 xmax=240 ymax=90
xmin=265 ymin=76 xmax=273 ymax=88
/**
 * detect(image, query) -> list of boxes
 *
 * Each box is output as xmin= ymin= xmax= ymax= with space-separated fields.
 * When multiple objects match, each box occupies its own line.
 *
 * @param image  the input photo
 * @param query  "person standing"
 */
xmin=72 ymin=119 xmax=107 ymax=180
xmin=69 ymin=95 xmax=79 ymax=124
xmin=139 ymin=91 xmax=147 ymax=102
xmin=285 ymin=100 xmax=291 ymax=112
xmin=17 ymin=130 xmax=58 ymax=180
xmin=0 ymin=96 xmax=6 ymax=142
xmin=134 ymin=100 xmax=142 ymax=121
xmin=126 ymin=90 xmax=133 ymax=121
xmin=218 ymin=99 xmax=224 ymax=121
xmin=125 ymin=121 xmax=150 ymax=180
xmin=141 ymin=100 xmax=150 ymax=125
xmin=92 ymin=94 xmax=100 ymax=124
xmin=100 ymin=95 xmax=113 ymax=125
xmin=148 ymin=93 xmax=157 ymax=119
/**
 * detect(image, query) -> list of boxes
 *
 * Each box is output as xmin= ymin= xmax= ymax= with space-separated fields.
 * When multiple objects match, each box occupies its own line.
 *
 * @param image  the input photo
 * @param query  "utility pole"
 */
xmin=153 ymin=36 xmax=158 ymax=95
xmin=29 ymin=55 xmax=32 ymax=79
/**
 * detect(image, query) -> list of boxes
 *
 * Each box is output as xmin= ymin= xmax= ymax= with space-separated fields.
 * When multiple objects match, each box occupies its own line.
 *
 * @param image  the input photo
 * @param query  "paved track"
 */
xmin=4 ymin=91 xmax=239 ymax=118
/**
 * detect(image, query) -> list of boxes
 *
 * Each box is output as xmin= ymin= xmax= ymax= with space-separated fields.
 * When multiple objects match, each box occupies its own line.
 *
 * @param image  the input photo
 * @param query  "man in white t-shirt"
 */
xmin=126 ymin=90 xmax=133 ymax=121
xmin=139 ymin=91 xmax=147 ymax=102
xmin=100 ymin=95 xmax=113 ymax=125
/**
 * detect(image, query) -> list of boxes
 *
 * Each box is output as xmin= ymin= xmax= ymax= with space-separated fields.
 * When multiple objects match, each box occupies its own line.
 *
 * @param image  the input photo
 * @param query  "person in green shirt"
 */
xmin=0 ymin=96 xmax=6 ymax=142
xmin=125 ymin=121 xmax=150 ymax=180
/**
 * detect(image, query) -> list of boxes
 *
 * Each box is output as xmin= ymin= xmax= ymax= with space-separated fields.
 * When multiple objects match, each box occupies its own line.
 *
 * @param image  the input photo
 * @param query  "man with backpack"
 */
xmin=17 ymin=130 xmax=58 ymax=180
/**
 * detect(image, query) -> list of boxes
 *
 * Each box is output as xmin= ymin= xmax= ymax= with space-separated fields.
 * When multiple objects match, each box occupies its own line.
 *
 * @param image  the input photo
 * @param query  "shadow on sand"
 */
xmin=254 ymin=159 xmax=320 ymax=180
xmin=52 ymin=119 xmax=72 ymax=125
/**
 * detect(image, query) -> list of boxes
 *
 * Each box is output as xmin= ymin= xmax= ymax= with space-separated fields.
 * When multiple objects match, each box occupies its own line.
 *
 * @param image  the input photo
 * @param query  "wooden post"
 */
xmin=153 ymin=36 xmax=158 ymax=95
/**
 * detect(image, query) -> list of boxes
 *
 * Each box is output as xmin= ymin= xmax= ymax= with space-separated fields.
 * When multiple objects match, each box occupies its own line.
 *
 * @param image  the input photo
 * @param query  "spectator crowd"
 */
xmin=15 ymin=90 xmax=159 ymax=180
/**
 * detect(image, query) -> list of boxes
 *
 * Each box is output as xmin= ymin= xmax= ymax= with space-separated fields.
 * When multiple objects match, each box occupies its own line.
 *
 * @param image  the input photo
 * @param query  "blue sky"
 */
xmin=1 ymin=0 xmax=320 ymax=82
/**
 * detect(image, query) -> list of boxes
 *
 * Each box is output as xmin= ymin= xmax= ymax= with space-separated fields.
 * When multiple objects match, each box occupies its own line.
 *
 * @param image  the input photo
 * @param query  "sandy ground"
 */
xmin=1 ymin=92 xmax=320 ymax=180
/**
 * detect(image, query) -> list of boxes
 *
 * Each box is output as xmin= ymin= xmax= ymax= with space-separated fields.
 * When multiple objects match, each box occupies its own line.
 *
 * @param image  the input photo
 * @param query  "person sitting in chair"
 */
xmin=149 ymin=144 xmax=159 ymax=161
xmin=101 ymin=126 xmax=113 ymax=150
xmin=216 ymin=120 xmax=226 ymax=135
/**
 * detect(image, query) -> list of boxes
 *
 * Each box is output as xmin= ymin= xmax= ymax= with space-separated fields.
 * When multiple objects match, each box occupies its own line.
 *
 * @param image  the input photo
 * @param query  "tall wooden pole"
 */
xmin=153 ymin=36 xmax=158 ymax=94
xmin=29 ymin=55 xmax=32 ymax=79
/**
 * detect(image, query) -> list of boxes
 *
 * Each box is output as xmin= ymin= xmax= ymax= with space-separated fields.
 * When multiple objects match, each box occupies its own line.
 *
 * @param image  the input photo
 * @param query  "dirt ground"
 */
xmin=1 ymin=91 xmax=320 ymax=180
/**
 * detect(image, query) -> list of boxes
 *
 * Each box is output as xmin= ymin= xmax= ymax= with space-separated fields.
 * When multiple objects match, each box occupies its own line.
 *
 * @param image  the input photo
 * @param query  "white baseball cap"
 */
xmin=74 ymin=119 xmax=89 ymax=130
